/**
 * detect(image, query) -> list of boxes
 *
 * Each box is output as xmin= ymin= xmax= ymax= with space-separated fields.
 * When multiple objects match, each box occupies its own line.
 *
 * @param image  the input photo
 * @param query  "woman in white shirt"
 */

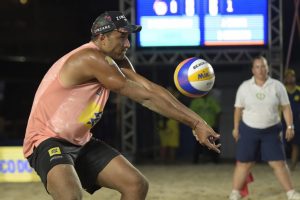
xmin=229 ymin=56 xmax=300 ymax=200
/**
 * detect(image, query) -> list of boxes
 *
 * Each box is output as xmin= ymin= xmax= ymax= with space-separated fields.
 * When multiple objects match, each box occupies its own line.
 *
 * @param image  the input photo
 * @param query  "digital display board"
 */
xmin=136 ymin=0 xmax=268 ymax=47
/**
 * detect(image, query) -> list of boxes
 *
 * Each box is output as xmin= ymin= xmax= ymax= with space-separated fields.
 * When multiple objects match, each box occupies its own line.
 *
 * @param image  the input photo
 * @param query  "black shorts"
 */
xmin=27 ymin=137 xmax=120 ymax=194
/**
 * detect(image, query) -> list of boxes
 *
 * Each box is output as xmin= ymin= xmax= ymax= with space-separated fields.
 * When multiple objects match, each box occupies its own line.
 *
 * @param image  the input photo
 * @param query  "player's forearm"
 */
xmin=141 ymin=83 xmax=205 ymax=129
xmin=118 ymin=68 xmax=206 ymax=129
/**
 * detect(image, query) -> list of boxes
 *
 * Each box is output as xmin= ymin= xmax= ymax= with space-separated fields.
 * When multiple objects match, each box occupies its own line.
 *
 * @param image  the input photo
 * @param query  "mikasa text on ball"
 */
xmin=174 ymin=57 xmax=215 ymax=97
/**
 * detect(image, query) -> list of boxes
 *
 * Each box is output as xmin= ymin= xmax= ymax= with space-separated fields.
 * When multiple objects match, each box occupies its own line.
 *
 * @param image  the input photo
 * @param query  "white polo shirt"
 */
xmin=234 ymin=76 xmax=290 ymax=129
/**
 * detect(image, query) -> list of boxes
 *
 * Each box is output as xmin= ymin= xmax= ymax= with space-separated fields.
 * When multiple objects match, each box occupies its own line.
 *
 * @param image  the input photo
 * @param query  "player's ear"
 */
xmin=99 ymin=34 xmax=106 ymax=41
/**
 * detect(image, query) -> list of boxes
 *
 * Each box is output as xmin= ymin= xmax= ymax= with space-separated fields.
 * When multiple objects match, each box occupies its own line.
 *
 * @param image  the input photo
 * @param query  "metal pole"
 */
xmin=285 ymin=0 xmax=299 ymax=70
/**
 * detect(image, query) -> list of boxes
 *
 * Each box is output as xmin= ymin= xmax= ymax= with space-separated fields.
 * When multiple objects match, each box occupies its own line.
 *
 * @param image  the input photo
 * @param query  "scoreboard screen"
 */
xmin=136 ymin=0 xmax=268 ymax=47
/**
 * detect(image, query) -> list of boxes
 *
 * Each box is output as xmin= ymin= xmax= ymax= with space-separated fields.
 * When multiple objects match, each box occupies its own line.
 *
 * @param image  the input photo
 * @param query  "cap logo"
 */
xmin=116 ymin=15 xmax=127 ymax=21
xmin=96 ymin=24 xmax=112 ymax=33
xmin=104 ymin=15 xmax=112 ymax=21
xmin=91 ymin=12 xmax=141 ymax=35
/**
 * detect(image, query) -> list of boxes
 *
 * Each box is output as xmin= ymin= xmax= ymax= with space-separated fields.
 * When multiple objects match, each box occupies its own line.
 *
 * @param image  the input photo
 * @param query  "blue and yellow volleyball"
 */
xmin=174 ymin=57 xmax=215 ymax=97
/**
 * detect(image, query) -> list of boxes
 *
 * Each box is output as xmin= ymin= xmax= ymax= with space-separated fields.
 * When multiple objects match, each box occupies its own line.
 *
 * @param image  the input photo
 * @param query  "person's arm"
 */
xmin=116 ymin=56 xmax=205 ymax=127
xmin=281 ymin=104 xmax=295 ymax=141
xmin=62 ymin=50 xmax=220 ymax=152
xmin=119 ymin=68 xmax=220 ymax=152
xmin=232 ymin=107 xmax=243 ymax=142
xmin=115 ymin=56 xmax=221 ymax=151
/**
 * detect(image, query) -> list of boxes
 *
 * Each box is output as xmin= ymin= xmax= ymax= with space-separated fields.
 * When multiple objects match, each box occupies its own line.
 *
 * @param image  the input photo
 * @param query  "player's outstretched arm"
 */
xmin=62 ymin=50 xmax=220 ymax=153
xmin=119 ymin=68 xmax=220 ymax=153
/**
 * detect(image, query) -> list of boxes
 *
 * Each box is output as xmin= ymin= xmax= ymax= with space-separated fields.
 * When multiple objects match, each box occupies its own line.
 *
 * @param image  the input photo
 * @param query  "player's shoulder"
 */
xmin=74 ymin=46 xmax=105 ymax=61
xmin=62 ymin=44 xmax=104 ymax=69
xmin=65 ymin=45 xmax=110 ymax=70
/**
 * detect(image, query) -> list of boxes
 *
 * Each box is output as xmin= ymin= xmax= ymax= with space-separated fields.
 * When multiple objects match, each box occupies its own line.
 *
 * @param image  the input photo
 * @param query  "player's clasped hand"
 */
xmin=193 ymin=128 xmax=221 ymax=153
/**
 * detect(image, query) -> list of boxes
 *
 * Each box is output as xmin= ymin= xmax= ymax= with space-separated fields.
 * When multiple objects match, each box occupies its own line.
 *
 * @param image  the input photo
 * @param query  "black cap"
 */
xmin=91 ymin=11 xmax=142 ymax=36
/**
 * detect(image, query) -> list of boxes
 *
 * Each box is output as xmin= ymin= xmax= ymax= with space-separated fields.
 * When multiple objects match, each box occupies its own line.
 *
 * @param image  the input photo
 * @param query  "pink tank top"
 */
xmin=23 ymin=42 xmax=110 ymax=158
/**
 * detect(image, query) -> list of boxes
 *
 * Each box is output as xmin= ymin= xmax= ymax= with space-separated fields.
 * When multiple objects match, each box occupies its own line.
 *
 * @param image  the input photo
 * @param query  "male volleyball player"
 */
xmin=23 ymin=11 xmax=220 ymax=200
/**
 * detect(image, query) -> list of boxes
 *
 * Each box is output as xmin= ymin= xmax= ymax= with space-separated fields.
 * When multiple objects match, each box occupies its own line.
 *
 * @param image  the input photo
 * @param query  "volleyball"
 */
xmin=173 ymin=57 xmax=215 ymax=97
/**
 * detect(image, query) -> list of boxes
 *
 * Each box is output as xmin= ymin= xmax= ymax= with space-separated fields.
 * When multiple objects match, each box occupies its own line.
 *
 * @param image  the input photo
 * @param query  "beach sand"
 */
xmin=1 ymin=163 xmax=299 ymax=200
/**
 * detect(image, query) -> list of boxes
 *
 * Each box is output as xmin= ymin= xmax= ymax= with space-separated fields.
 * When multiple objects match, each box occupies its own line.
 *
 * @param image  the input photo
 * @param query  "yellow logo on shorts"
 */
xmin=48 ymin=147 xmax=61 ymax=157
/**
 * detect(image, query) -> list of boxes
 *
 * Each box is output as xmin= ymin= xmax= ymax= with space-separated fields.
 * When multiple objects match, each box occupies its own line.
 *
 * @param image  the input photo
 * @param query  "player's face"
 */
xmin=103 ymin=30 xmax=130 ymax=60
xmin=252 ymin=58 xmax=269 ymax=81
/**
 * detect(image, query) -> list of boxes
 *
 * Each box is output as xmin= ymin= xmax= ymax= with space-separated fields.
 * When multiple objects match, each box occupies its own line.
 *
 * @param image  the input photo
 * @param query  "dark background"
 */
xmin=0 ymin=0 xmax=299 ymax=160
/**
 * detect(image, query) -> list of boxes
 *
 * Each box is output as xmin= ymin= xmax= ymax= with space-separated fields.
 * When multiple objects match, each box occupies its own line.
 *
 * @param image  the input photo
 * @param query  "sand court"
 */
xmin=1 ymin=163 xmax=299 ymax=200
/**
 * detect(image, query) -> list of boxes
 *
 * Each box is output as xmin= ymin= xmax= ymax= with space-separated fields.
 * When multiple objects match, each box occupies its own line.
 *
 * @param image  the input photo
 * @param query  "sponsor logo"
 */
xmin=48 ymin=147 xmax=61 ymax=157
xmin=98 ymin=25 xmax=111 ymax=32
xmin=193 ymin=61 xmax=207 ymax=69
xmin=0 ymin=147 xmax=40 ymax=182
xmin=0 ymin=159 xmax=33 ymax=174
xmin=104 ymin=16 xmax=112 ymax=21
xmin=198 ymin=72 xmax=210 ymax=80
xmin=116 ymin=15 xmax=127 ymax=21
xmin=78 ymin=102 xmax=103 ymax=128
xmin=87 ymin=112 xmax=103 ymax=127
xmin=50 ymin=155 xmax=63 ymax=162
